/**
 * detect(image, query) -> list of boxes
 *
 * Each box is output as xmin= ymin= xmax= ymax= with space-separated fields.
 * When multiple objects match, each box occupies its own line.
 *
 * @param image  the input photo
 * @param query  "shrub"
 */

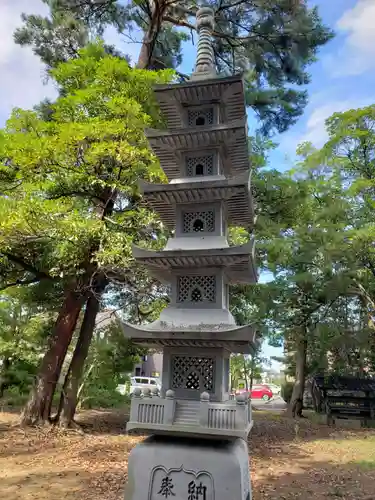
xmin=281 ymin=382 xmax=294 ymax=403
xmin=81 ymin=387 xmax=130 ymax=409
xmin=1 ymin=386 xmax=29 ymax=407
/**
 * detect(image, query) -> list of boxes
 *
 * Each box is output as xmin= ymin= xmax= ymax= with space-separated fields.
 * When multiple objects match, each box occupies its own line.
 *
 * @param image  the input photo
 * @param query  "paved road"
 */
xmin=251 ymin=395 xmax=287 ymax=411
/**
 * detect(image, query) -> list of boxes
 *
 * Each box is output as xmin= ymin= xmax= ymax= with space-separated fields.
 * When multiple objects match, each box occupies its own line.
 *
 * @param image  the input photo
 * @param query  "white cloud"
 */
xmin=301 ymin=97 xmax=374 ymax=146
xmin=302 ymin=101 xmax=353 ymax=145
xmin=325 ymin=0 xmax=375 ymax=77
xmin=278 ymin=95 xmax=375 ymax=159
xmin=0 ymin=1 xmax=58 ymax=125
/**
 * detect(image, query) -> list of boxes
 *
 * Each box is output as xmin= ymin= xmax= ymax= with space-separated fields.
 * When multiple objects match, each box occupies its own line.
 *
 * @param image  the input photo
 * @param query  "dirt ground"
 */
xmin=0 ymin=408 xmax=375 ymax=499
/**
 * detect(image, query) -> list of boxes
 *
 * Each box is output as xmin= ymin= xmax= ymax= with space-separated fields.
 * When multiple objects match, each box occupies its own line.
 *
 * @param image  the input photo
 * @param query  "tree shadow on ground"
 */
xmin=249 ymin=411 xmax=375 ymax=457
xmin=251 ymin=459 xmax=375 ymax=500
xmin=250 ymin=412 xmax=375 ymax=499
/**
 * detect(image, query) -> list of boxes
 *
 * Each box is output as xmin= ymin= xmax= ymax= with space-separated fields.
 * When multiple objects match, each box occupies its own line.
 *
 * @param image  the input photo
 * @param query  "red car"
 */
xmin=234 ymin=384 xmax=273 ymax=402
xmin=251 ymin=384 xmax=273 ymax=401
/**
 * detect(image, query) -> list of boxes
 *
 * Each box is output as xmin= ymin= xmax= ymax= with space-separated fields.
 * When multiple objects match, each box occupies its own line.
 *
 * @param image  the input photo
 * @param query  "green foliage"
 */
xmin=230 ymin=354 xmax=250 ymax=389
xmin=81 ymin=386 xmax=128 ymax=409
xmin=8 ymin=2 xmax=374 ymax=416
xmin=0 ymin=286 xmax=59 ymax=398
xmin=263 ymin=104 xmax=375 ymax=384
xmin=230 ymin=350 xmax=269 ymax=390
xmin=0 ymin=386 xmax=30 ymax=407
xmin=77 ymin=314 xmax=143 ymax=409
xmin=14 ymin=10 xmax=90 ymax=69
xmin=281 ymin=382 xmax=294 ymax=403
xmin=0 ymin=43 xmax=173 ymax=292
xmin=0 ymin=45 xmax=174 ymax=418
xmin=297 ymin=105 xmax=375 ymax=375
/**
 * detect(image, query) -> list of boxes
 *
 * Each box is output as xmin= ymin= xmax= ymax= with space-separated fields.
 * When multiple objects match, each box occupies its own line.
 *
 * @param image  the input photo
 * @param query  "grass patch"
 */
xmin=352 ymin=459 xmax=375 ymax=470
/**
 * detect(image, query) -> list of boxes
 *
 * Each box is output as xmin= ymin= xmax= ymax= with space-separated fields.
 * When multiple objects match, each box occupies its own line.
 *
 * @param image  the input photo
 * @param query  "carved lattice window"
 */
xmin=186 ymin=155 xmax=214 ymax=177
xmin=171 ymin=356 xmax=215 ymax=391
xmin=183 ymin=210 xmax=215 ymax=233
xmin=177 ymin=276 xmax=216 ymax=303
xmin=187 ymin=107 xmax=214 ymax=127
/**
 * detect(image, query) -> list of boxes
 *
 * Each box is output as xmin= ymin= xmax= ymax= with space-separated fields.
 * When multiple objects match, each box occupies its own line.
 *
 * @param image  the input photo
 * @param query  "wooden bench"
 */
xmin=325 ymin=395 xmax=375 ymax=420
xmin=312 ymin=375 xmax=375 ymax=417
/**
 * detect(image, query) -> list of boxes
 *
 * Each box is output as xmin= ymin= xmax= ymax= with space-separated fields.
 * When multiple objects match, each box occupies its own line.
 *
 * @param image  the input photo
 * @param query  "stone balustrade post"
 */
xmin=151 ymin=387 xmax=160 ymax=397
xmin=143 ymin=387 xmax=152 ymax=398
xmin=235 ymin=394 xmax=248 ymax=429
xmin=130 ymin=387 xmax=142 ymax=421
xmin=164 ymin=389 xmax=176 ymax=425
xmin=199 ymin=391 xmax=210 ymax=427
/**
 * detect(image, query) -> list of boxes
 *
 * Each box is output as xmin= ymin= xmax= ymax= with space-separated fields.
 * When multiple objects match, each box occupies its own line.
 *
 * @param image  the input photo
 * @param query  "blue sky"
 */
xmin=1 ymin=0 xmax=374 ymax=369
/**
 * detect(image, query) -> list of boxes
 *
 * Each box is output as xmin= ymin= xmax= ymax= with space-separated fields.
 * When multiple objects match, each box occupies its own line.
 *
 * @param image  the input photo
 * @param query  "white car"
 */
xmin=117 ymin=376 xmax=161 ymax=396
xmin=131 ymin=376 xmax=161 ymax=394
xmin=266 ymin=383 xmax=281 ymax=395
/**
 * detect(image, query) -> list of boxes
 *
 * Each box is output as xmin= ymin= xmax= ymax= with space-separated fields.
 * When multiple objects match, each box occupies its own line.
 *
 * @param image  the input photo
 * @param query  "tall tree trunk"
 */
xmin=136 ymin=3 xmax=165 ymax=69
xmin=20 ymin=289 xmax=85 ymax=425
xmin=55 ymin=284 xmax=104 ymax=427
xmin=249 ymin=356 xmax=256 ymax=391
xmin=288 ymin=333 xmax=307 ymax=417
xmin=20 ymin=182 xmax=116 ymax=426
xmin=0 ymin=358 xmax=11 ymax=398
xmin=53 ymin=191 xmax=115 ymax=426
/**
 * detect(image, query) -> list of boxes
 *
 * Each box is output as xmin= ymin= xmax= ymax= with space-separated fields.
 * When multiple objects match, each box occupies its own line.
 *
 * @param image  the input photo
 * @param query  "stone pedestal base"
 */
xmin=125 ymin=435 xmax=251 ymax=500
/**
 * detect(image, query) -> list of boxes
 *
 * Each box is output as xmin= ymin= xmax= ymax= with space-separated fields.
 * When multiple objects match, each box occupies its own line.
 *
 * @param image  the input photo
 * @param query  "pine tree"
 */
xmin=14 ymin=0 xmax=334 ymax=134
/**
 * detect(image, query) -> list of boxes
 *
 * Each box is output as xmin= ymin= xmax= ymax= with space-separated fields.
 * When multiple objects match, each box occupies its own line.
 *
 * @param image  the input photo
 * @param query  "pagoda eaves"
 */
xmin=131 ymin=240 xmax=257 ymax=284
xmin=153 ymin=74 xmax=247 ymax=129
xmin=138 ymin=171 xmax=254 ymax=229
xmin=120 ymin=321 xmax=258 ymax=355
xmin=146 ymin=119 xmax=249 ymax=180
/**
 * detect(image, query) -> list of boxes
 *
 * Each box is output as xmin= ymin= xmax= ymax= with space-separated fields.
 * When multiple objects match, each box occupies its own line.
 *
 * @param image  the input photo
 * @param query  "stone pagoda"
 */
xmin=124 ymin=7 xmax=257 ymax=500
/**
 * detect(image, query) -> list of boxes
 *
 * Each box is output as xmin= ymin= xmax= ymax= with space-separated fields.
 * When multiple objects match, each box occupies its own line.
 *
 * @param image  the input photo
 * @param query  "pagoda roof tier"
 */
xmin=145 ymin=119 xmax=248 ymax=180
xmin=139 ymin=171 xmax=254 ymax=229
xmin=121 ymin=322 xmax=258 ymax=355
xmin=153 ymin=74 xmax=246 ymax=129
xmin=132 ymin=240 xmax=257 ymax=284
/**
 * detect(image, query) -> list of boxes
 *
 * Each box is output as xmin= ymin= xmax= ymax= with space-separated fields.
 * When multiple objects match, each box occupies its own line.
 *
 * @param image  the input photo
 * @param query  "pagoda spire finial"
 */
xmin=191 ymin=6 xmax=216 ymax=80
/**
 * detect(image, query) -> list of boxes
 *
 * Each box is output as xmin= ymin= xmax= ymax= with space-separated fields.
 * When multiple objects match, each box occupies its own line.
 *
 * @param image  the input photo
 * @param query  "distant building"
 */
xmin=133 ymin=352 xmax=163 ymax=378
xmin=96 ymin=310 xmax=164 ymax=378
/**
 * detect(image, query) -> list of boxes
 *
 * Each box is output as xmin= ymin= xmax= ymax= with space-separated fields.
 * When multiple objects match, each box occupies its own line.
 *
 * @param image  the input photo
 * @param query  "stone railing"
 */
xmin=199 ymin=392 xmax=251 ymax=430
xmin=129 ymin=387 xmax=176 ymax=425
xmin=128 ymin=388 xmax=253 ymax=439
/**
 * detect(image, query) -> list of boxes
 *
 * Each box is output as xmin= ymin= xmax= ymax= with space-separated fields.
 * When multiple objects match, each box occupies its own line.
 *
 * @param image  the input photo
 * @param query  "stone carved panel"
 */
xmin=186 ymin=154 xmax=214 ymax=177
xmin=177 ymin=276 xmax=216 ymax=303
xmin=187 ymin=107 xmax=214 ymax=127
xmin=171 ymin=356 xmax=215 ymax=392
xmin=148 ymin=464 xmax=214 ymax=499
xmin=183 ymin=210 xmax=215 ymax=233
